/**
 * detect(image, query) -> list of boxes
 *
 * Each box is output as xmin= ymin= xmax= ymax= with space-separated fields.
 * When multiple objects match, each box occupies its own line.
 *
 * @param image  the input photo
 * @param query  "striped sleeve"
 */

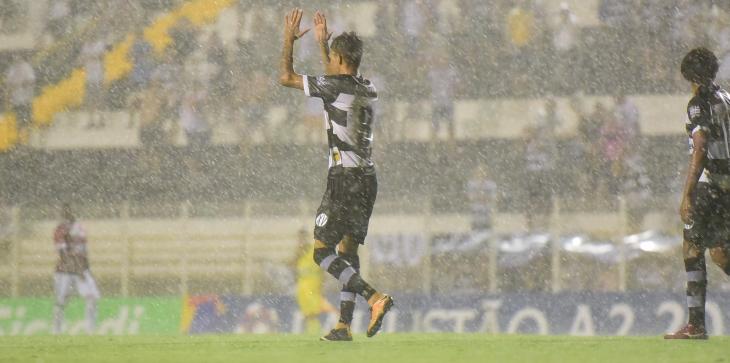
xmin=303 ymin=75 xmax=337 ymax=102
xmin=687 ymin=99 xmax=710 ymax=135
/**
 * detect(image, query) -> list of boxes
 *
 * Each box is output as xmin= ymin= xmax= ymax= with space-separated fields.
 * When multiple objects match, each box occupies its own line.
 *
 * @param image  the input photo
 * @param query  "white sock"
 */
xmin=85 ymin=299 xmax=97 ymax=334
xmin=53 ymin=305 xmax=64 ymax=335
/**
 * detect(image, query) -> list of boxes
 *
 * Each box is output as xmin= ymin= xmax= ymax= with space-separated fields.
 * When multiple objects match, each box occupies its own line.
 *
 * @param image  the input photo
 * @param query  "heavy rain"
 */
xmin=0 ymin=0 xmax=729 ymax=362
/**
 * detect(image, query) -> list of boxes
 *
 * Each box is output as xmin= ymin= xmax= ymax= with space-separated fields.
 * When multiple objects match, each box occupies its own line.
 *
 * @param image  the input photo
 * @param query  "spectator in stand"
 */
xmin=434 ymin=0 xmax=463 ymax=37
xmin=599 ymin=0 xmax=640 ymax=90
xmin=523 ymin=100 xmax=559 ymax=231
xmin=126 ymin=31 xmax=156 ymax=128
xmin=428 ymin=45 xmax=457 ymax=141
xmin=621 ymin=153 xmax=651 ymax=233
xmin=466 ymin=163 xmax=497 ymax=232
xmin=236 ymin=69 xmax=270 ymax=147
xmin=401 ymin=0 xmax=428 ymax=59
xmin=180 ymin=80 xmax=211 ymax=173
xmin=79 ymin=37 xmax=106 ymax=128
xmin=550 ymin=2 xmax=578 ymax=94
xmin=137 ymin=78 xmax=172 ymax=173
xmin=505 ymin=0 xmax=535 ymax=93
xmin=582 ymin=102 xmax=610 ymax=145
xmin=566 ymin=94 xmax=592 ymax=199
xmin=536 ymin=97 xmax=562 ymax=132
xmin=4 ymin=52 xmax=35 ymax=136
xmin=400 ymin=0 xmax=429 ymax=98
xmin=206 ymin=32 xmax=232 ymax=124
xmin=0 ymin=0 xmax=25 ymax=34
xmin=129 ymin=31 xmax=155 ymax=91
xmin=153 ymin=49 xmax=183 ymax=124
xmin=459 ymin=0 xmax=505 ymax=97
xmin=506 ymin=0 xmax=535 ymax=49
xmin=598 ymin=112 xmax=629 ymax=197
xmin=598 ymin=0 xmax=634 ymax=29
xmin=577 ymin=101 xmax=611 ymax=194
xmin=169 ymin=18 xmax=197 ymax=61
xmin=46 ymin=0 xmax=72 ymax=42
xmin=612 ymin=94 xmax=640 ymax=148
xmin=637 ymin=0 xmax=674 ymax=91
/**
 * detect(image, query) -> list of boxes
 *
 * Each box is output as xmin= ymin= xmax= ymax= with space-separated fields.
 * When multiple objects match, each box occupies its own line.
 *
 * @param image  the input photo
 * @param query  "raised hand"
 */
xmin=284 ymin=8 xmax=310 ymax=42
xmin=314 ymin=11 xmax=332 ymax=45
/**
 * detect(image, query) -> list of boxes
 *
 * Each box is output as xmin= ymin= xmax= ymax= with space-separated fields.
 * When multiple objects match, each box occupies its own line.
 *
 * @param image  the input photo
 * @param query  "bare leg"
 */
xmin=84 ymin=295 xmax=98 ymax=334
xmin=53 ymin=273 xmax=71 ymax=335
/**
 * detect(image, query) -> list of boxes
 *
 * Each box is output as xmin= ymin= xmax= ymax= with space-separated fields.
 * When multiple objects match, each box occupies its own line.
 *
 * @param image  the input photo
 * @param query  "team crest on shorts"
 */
xmin=315 ymin=213 xmax=328 ymax=227
xmin=689 ymin=105 xmax=701 ymax=120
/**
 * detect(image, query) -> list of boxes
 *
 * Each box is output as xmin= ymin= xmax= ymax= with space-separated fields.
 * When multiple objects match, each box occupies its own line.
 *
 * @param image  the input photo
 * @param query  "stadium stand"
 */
xmin=2 ymin=0 xmax=730 ymax=299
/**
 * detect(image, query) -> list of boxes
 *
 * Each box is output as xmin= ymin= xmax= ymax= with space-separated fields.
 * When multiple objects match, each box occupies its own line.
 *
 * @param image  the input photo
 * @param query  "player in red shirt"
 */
xmin=52 ymin=204 xmax=100 ymax=334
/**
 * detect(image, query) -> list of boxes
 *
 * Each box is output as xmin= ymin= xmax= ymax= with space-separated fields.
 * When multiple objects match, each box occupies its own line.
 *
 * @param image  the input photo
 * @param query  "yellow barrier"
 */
xmin=144 ymin=12 xmax=178 ymax=56
xmin=0 ymin=113 xmax=18 ymax=151
xmin=177 ymin=0 xmax=235 ymax=26
xmin=104 ymin=34 xmax=136 ymax=85
xmin=144 ymin=0 xmax=235 ymax=56
xmin=32 ymin=68 xmax=86 ymax=126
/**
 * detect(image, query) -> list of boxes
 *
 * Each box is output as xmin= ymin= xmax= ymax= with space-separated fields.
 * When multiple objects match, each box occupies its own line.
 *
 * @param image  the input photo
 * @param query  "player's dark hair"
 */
xmin=681 ymin=47 xmax=719 ymax=85
xmin=331 ymin=32 xmax=363 ymax=68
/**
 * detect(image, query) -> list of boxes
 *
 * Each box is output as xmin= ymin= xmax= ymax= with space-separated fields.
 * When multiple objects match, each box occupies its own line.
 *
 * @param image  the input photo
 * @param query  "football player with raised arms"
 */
xmin=278 ymin=8 xmax=393 ymax=341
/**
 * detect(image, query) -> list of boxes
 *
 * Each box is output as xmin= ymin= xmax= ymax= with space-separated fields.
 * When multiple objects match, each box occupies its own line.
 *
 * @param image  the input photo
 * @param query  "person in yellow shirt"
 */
xmin=506 ymin=2 xmax=535 ymax=49
xmin=293 ymin=228 xmax=335 ymax=334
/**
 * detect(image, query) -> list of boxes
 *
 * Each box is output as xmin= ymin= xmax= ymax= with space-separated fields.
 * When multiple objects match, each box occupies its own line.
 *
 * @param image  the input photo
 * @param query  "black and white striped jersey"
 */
xmin=303 ymin=74 xmax=378 ymax=170
xmin=686 ymin=84 xmax=730 ymax=180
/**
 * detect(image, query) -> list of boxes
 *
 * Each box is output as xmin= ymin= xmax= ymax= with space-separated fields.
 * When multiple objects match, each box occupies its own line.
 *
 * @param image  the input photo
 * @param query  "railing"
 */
xmin=0 ymin=195 xmax=692 ymax=298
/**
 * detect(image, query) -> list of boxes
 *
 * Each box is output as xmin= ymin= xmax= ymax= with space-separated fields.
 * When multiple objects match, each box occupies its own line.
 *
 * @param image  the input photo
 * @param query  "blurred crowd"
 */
xmin=3 ymin=0 xmax=730 ymax=141
xmin=3 ymin=0 xmax=723 ymax=298
xmin=0 ymin=0 xmax=714 ymax=222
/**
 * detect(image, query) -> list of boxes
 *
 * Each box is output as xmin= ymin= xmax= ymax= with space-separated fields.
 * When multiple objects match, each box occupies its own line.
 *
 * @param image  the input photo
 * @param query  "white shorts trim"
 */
xmin=303 ymin=75 xmax=311 ymax=97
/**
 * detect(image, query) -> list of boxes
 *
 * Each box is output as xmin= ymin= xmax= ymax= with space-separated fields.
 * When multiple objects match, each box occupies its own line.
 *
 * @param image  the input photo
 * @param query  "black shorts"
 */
xmin=314 ymin=167 xmax=377 ymax=247
xmin=684 ymin=182 xmax=730 ymax=249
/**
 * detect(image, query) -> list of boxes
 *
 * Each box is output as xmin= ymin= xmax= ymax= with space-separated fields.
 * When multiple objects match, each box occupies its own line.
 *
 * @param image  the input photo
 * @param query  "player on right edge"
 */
xmin=665 ymin=48 xmax=730 ymax=340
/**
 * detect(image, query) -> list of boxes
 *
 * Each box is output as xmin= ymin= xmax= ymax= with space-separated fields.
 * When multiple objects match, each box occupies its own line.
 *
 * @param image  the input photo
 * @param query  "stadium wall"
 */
xmin=2 ymin=292 xmax=729 ymax=336
xmin=0 ymin=297 xmax=180 ymax=336
xmin=179 ymin=292 xmax=730 ymax=336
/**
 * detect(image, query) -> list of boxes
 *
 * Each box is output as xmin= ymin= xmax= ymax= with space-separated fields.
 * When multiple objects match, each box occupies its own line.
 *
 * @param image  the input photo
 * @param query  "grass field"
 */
xmin=1 ymin=334 xmax=728 ymax=363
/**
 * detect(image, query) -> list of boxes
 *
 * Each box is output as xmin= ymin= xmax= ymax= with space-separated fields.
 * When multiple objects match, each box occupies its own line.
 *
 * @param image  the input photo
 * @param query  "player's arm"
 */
xmin=278 ymin=8 xmax=309 ymax=90
xmin=313 ymin=11 xmax=332 ymax=68
xmin=680 ymin=129 xmax=708 ymax=224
